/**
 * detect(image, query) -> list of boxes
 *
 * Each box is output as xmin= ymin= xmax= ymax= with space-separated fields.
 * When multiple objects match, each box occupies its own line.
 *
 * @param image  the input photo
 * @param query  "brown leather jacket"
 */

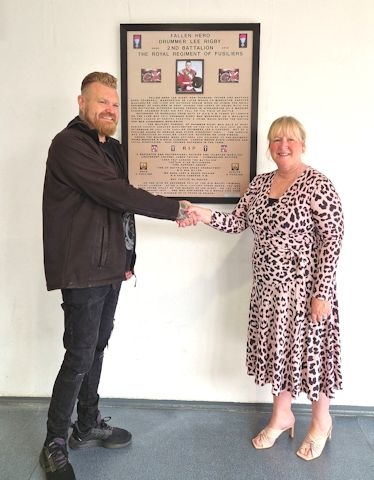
xmin=42 ymin=117 xmax=179 ymax=290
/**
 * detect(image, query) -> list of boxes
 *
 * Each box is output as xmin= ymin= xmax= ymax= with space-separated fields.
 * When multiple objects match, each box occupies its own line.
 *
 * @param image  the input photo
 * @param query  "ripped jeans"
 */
xmin=46 ymin=283 xmax=122 ymax=442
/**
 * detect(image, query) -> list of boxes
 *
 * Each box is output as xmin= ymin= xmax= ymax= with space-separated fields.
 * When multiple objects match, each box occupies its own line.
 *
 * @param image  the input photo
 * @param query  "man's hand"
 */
xmin=176 ymin=200 xmax=191 ymax=221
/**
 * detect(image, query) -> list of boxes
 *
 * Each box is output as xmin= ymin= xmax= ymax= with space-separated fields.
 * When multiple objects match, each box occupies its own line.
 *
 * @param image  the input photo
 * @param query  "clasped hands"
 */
xmin=176 ymin=201 xmax=212 ymax=227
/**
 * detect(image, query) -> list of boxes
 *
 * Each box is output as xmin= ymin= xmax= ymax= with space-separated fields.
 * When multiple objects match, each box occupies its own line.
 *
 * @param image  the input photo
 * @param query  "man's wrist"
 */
xmin=177 ymin=200 xmax=189 ymax=220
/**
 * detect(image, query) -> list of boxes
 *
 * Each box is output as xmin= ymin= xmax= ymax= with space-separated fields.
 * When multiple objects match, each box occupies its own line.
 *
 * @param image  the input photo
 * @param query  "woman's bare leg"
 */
xmin=297 ymin=392 xmax=332 ymax=460
xmin=252 ymin=390 xmax=295 ymax=448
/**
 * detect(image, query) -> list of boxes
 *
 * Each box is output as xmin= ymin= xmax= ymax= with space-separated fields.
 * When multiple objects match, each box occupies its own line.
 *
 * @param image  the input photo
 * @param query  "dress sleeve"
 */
xmin=209 ymin=185 xmax=253 ymax=233
xmin=311 ymin=177 xmax=344 ymax=300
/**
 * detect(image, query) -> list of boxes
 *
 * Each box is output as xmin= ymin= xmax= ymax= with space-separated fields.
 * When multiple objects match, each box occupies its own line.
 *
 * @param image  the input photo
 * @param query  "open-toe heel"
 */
xmin=252 ymin=424 xmax=295 ymax=449
xmin=296 ymin=426 xmax=332 ymax=461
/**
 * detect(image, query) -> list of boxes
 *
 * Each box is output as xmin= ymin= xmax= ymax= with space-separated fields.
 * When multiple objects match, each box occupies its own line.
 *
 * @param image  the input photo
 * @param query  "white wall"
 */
xmin=1 ymin=0 xmax=373 ymax=407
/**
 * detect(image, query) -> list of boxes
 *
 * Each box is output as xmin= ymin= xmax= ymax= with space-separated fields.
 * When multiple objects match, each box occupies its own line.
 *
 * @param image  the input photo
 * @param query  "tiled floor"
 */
xmin=1 ymin=398 xmax=373 ymax=480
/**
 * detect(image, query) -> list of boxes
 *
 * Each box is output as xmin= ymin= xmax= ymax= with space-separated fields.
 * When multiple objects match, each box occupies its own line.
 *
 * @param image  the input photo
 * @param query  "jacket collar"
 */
xmin=67 ymin=116 xmax=106 ymax=144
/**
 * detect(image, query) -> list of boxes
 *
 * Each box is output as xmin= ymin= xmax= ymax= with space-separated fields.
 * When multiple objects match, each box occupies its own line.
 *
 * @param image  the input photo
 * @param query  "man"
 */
xmin=177 ymin=61 xmax=198 ymax=92
xmin=180 ymin=60 xmax=197 ymax=80
xmin=40 ymin=72 xmax=190 ymax=480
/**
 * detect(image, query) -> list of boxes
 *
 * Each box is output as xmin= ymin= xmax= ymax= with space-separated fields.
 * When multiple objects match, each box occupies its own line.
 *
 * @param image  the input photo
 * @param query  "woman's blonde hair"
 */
xmin=267 ymin=116 xmax=306 ymax=145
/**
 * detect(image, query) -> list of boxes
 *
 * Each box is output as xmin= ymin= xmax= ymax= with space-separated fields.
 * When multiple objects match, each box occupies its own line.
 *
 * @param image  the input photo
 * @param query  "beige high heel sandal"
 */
xmin=252 ymin=424 xmax=295 ymax=449
xmin=296 ymin=426 xmax=332 ymax=461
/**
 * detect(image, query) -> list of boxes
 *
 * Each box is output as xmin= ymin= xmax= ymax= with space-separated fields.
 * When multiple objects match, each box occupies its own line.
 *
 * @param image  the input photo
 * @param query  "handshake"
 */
xmin=176 ymin=200 xmax=212 ymax=227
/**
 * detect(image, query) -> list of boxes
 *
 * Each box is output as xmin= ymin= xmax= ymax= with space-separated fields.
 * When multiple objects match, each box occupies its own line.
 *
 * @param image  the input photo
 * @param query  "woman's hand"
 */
xmin=177 ymin=205 xmax=213 ymax=227
xmin=186 ymin=205 xmax=213 ymax=224
xmin=310 ymin=297 xmax=331 ymax=323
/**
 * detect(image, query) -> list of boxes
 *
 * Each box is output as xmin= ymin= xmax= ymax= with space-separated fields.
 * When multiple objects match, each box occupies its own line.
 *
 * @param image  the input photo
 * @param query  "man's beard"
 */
xmin=93 ymin=116 xmax=117 ymax=137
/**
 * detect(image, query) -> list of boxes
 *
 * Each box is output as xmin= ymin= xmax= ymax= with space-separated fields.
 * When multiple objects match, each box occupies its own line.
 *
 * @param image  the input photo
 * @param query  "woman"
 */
xmin=185 ymin=116 xmax=344 ymax=461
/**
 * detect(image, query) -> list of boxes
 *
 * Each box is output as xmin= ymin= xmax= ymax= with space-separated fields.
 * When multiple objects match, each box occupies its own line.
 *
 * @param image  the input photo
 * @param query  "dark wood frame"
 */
xmin=120 ymin=23 xmax=260 ymax=203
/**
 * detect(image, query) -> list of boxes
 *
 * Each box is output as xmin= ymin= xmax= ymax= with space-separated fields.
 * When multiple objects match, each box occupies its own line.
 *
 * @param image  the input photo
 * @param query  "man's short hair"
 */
xmin=81 ymin=72 xmax=117 ymax=92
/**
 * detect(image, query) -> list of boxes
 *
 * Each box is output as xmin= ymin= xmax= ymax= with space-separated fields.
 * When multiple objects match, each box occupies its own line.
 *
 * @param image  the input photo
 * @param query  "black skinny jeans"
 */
xmin=46 ymin=283 xmax=121 ymax=442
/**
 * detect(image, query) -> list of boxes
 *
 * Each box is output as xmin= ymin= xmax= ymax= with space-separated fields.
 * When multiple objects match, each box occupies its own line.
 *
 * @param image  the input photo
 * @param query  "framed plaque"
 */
xmin=120 ymin=23 xmax=260 ymax=203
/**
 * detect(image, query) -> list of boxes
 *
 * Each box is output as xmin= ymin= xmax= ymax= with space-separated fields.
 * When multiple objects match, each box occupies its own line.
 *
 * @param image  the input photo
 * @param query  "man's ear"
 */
xmin=77 ymin=94 xmax=84 ymax=109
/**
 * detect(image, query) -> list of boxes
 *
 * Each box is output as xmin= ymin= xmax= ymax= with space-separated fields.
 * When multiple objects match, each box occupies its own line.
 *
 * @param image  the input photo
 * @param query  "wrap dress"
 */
xmin=211 ymin=167 xmax=344 ymax=400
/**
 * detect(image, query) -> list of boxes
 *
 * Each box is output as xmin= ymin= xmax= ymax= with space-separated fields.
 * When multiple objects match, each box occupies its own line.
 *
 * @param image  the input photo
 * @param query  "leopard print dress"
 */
xmin=210 ymin=167 xmax=344 ymax=401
